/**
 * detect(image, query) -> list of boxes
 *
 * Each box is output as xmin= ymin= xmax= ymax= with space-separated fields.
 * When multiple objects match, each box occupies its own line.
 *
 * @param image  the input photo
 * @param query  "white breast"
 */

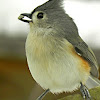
xmin=25 ymin=30 xmax=90 ymax=93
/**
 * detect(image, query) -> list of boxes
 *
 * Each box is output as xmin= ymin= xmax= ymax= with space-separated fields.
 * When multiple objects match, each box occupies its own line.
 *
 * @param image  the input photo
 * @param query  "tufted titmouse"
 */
xmin=18 ymin=0 xmax=100 ymax=100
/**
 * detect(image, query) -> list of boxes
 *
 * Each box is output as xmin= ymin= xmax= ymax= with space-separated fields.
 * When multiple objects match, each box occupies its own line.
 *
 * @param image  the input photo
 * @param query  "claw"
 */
xmin=80 ymin=82 xmax=92 ymax=100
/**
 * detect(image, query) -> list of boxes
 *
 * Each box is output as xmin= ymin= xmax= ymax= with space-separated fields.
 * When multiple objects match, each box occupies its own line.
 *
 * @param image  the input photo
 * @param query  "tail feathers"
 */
xmin=85 ymin=75 xmax=100 ymax=89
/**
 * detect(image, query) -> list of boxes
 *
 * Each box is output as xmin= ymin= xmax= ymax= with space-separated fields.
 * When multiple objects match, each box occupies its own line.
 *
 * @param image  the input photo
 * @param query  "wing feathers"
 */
xmin=66 ymin=36 xmax=99 ymax=78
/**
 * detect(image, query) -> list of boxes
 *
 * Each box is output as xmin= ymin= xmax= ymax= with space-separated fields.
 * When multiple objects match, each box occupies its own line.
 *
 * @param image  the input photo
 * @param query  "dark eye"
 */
xmin=37 ymin=12 xmax=44 ymax=19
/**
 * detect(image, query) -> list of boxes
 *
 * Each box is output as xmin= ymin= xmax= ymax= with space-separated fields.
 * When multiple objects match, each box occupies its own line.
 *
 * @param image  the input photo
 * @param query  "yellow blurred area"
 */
xmin=0 ymin=58 xmax=34 ymax=100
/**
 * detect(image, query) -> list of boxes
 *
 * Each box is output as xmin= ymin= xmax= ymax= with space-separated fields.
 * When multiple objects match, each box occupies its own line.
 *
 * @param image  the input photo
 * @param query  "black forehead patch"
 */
xmin=31 ymin=9 xmax=36 ymax=15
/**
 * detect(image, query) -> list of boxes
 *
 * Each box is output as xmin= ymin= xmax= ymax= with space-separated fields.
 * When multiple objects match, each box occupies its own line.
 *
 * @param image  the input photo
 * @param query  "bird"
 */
xmin=18 ymin=0 xmax=100 ymax=100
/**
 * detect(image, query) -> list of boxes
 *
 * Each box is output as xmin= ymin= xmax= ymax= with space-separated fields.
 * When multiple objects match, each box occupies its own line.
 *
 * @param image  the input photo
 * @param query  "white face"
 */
xmin=29 ymin=11 xmax=54 ymax=36
xmin=31 ymin=11 xmax=48 ymax=27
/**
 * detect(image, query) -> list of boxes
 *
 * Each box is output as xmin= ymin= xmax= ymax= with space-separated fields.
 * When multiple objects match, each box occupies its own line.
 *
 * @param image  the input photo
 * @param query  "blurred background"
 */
xmin=0 ymin=0 xmax=100 ymax=100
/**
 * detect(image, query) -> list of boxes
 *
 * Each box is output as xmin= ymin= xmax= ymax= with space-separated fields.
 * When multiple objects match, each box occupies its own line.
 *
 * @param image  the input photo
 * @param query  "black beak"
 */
xmin=18 ymin=13 xmax=32 ymax=23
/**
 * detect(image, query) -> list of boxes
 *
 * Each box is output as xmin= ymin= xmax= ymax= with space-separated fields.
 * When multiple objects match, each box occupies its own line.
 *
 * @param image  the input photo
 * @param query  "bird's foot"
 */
xmin=80 ymin=82 xmax=92 ymax=100
xmin=36 ymin=89 xmax=49 ymax=100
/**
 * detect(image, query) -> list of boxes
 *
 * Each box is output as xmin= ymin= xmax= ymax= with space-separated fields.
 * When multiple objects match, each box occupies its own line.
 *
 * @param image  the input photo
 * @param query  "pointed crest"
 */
xmin=34 ymin=0 xmax=64 ymax=12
